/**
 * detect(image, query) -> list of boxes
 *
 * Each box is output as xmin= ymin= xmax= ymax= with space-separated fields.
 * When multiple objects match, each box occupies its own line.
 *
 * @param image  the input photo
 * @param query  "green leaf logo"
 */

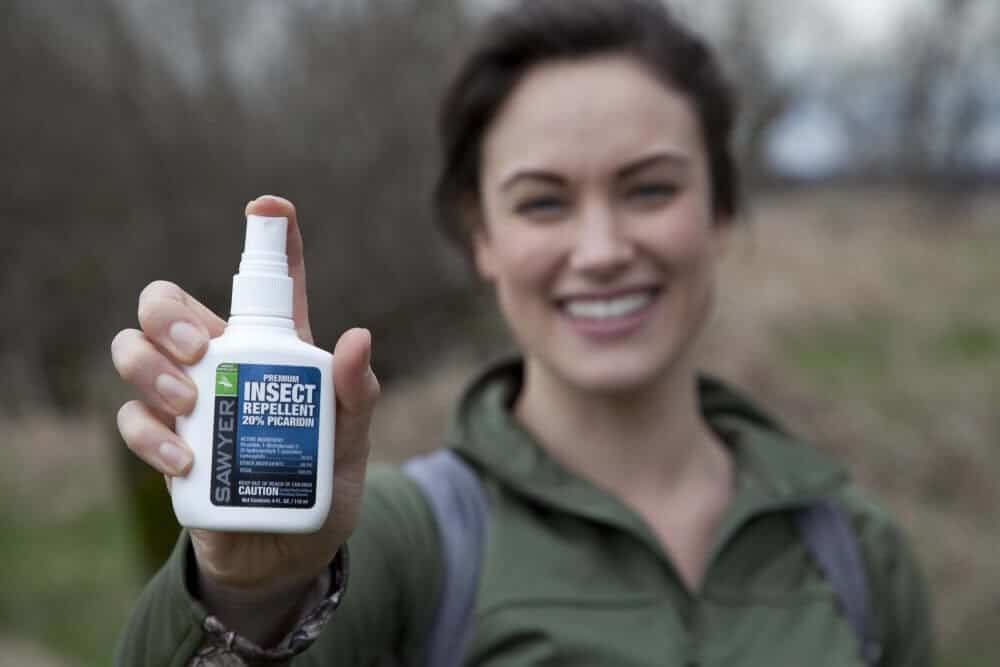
xmin=215 ymin=364 xmax=238 ymax=397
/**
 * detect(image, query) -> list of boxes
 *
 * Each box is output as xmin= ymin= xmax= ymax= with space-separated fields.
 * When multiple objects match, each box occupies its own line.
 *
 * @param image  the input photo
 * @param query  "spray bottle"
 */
xmin=172 ymin=215 xmax=334 ymax=533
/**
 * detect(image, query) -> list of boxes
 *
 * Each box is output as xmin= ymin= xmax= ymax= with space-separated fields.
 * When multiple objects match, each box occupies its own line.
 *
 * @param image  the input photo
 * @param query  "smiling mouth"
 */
xmin=558 ymin=288 xmax=661 ymax=320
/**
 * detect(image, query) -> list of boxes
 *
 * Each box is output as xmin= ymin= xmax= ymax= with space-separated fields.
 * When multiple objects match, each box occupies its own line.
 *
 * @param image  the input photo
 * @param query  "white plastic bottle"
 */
xmin=172 ymin=215 xmax=334 ymax=533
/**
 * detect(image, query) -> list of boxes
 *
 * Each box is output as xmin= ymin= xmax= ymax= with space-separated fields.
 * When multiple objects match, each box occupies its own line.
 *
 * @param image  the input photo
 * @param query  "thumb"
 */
xmin=332 ymin=328 xmax=380 ymax=469
xmin=245 ymin=195 xmax=313 ymax=343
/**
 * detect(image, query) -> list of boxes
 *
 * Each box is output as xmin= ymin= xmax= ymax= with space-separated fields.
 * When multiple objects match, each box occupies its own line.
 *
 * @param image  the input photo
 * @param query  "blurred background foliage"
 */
xmin=1 ymin=0 xmax=997 ymax=664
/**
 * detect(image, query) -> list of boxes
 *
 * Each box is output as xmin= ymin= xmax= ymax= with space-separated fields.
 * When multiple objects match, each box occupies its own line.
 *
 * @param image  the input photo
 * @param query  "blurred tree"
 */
xmin=3 ymin=0 xmax=996 ymax=571
xmin=3 ymin=0 xmax=480 ymax=571
xmin=893 ymin=0 xmax=999 ymax=186
xmin=714 ymin=0 xmax=798 ymax=185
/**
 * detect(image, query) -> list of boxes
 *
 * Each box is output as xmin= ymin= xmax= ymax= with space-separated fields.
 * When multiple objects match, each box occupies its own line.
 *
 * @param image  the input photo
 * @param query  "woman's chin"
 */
xmin=548 ymin=351 xmax=674 ymax=398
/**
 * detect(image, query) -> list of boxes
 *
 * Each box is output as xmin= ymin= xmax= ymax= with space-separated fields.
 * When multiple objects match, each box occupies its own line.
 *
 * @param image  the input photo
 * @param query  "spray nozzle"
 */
xmin=230 ymin=215 xmax=294 ymax=319
xmin=244 ymin=215 xmax=288 ymax=255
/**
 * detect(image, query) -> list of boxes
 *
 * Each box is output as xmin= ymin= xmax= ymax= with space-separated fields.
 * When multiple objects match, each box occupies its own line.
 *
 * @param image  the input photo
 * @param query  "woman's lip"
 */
xmin=557 ymin=288 xmax=661 ymax=341
xmin=553 ymin=285 xmax=662 ymax=304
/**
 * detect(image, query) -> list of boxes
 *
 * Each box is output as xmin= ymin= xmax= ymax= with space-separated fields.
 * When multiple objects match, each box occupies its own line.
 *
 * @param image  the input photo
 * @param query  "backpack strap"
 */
xmin=402 ymin=449 xmax=489 ymax=667
xmin=796 ymin=499 xmax=883 ymax=666
xmin=402 ymin=452 xmax=879 ymax=665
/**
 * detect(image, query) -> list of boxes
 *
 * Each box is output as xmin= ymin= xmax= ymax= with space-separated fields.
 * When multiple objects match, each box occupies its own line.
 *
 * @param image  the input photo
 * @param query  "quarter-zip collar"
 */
xmin=446 ymin=359 xmax=849 ymax=588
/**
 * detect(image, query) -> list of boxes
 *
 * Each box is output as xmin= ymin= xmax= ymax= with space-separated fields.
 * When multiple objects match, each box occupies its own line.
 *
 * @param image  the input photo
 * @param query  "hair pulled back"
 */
xmin=433 ymin=0 xmax=741 ymax=251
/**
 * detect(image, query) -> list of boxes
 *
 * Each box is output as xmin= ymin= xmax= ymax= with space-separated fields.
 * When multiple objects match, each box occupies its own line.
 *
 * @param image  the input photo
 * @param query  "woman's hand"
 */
xmin=111 ymin=195 xmax=379 ymax=598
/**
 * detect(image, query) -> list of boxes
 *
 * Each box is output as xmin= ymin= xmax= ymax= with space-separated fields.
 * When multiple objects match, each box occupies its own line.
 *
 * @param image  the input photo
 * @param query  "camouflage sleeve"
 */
xmin=115 ymin=466 xmax=435 ymax=666
xmin=187 ymin=546 xmax=348 ymax=667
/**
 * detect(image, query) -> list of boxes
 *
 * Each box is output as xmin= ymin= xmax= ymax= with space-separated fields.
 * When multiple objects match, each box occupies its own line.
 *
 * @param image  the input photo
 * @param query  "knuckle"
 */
xmin=111 ymin=332 xmax=146 ymax=382
xmin=116 ymin=401 xmax=146 ymax=446
xmin=126 ymin=423 xmax=159 ymax=459
xmin=139 ymin=280 xmax=181 ymax=305
xmin=137 ymin=280 xmax=183 ymax=325
xmin=136 ymin=300 xmax=164 ymax=331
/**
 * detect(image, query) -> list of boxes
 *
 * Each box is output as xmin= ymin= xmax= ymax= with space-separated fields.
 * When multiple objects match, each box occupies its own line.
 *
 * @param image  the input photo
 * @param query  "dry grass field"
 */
xmin=2 ymin=188 xmax=997 ymax=665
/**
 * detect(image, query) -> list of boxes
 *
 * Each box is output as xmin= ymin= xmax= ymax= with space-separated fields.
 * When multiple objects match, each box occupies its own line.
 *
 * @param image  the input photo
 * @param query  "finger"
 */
xmin=112 ymin=328 xmax=199 ymax=417
xmin=117 ymin=400 xmax=194 ymax=476
xmin=331 ymin=328 xmax=380 ymax=469
xmin=245 ymin=195 xmax=313 ymax=344
xmin=137 ymin=280 xmax=225 ymax=364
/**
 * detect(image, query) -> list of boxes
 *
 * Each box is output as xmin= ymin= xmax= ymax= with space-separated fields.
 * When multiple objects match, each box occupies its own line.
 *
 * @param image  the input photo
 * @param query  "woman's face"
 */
xmin=475 ymin=55 xmax=728 ymax=395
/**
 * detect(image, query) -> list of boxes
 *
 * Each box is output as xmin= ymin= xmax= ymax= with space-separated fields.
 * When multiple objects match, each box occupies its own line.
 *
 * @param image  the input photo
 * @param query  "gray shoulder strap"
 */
xmin=796 ymin=499 xmax=882 ymax=666
xmin=402 ymin=449 xmax=489 ymax=667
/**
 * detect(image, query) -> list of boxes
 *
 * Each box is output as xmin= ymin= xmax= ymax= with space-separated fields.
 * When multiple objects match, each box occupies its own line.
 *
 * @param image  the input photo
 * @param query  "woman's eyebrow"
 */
xmin=499 ymin=151 xmax=689 ymax=192
xmin=616 ymin=151 xmax=690 ymax=179
xmin=499 ymin=170 xmax=566 ymax=193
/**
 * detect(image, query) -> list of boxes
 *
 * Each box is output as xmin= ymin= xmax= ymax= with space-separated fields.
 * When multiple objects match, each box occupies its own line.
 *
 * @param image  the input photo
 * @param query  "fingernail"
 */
xmin=155 ymin=373 xmax=195 ymax=410
xmin=169 ymin=321 xmax=205 ymax=358
xmin=159 ymin=442 xmax=192 ymax=475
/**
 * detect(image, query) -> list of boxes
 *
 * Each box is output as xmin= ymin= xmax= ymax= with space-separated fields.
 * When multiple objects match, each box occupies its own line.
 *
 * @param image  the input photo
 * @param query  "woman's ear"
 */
xmin=461 ymin=194 xmax=497 ymax=281
xmin=473 ymin=230 xmax=497 ymax=282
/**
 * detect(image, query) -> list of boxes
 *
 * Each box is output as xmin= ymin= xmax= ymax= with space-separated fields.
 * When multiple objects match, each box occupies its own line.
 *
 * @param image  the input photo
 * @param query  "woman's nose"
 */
xmin=568 ymin=204 xmax=634 ymax=275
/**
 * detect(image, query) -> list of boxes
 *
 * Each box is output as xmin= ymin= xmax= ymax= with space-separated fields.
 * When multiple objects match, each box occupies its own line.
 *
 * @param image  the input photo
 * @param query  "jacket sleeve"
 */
xmin=113 ymin=464 xmax=442 ymax=666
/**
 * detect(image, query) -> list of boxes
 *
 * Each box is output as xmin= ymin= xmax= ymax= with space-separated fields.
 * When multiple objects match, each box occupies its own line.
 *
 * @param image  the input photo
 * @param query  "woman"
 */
xmin=111 ymin=0 xmax=932 ymax=664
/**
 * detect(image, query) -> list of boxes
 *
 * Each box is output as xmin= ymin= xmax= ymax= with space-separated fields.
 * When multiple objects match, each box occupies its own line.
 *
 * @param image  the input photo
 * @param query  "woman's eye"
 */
xmin=626 ymin=183 xmax=677 ymax=202
xmin=515 ymin=196 xmax=567 ymax=218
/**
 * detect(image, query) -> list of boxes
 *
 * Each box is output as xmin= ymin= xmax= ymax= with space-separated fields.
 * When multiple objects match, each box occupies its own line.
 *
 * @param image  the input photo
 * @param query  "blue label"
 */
xmin=210 ymin=363 xmax=321 ymax=509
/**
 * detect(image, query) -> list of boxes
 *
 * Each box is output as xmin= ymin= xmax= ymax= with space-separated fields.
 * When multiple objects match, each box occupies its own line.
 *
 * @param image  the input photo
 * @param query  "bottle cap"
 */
xmin=230 ymin=215 xmax=294 ymax=319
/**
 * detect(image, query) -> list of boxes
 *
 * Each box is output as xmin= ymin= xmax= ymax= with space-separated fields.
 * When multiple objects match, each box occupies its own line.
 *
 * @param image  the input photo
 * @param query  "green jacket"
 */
xmin=116 ymin=361 xmax=932 ymax=666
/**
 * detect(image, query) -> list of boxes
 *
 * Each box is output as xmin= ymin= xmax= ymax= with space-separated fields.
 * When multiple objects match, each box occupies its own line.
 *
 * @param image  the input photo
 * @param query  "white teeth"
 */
xmin=564 ymin=292 xmax=653 ymax=320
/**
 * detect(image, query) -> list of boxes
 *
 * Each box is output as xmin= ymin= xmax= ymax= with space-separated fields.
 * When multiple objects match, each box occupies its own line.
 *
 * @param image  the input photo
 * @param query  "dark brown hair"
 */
xmin=434 ymin=0 xmax=741 ymax=250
